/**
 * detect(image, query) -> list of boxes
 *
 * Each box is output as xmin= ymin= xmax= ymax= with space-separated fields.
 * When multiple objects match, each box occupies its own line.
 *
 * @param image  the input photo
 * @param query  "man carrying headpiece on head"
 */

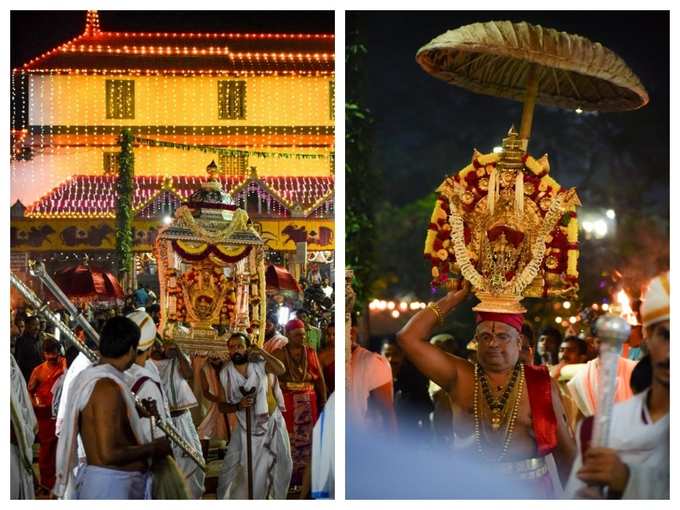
xmin=564 ymin=272 xmax=669 ymax=499
xmin=399 ymin=129 xmax=581 ymax=497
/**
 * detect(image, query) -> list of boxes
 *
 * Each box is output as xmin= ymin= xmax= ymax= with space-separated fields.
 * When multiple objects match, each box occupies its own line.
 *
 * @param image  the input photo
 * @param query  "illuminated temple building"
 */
xmin=10 ymin=11 xmax=335 ymax=281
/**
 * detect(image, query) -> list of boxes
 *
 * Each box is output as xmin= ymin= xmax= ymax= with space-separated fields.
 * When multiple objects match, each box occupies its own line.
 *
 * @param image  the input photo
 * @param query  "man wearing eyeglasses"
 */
xmin=397 ymin=282 xmax=575 ymax=498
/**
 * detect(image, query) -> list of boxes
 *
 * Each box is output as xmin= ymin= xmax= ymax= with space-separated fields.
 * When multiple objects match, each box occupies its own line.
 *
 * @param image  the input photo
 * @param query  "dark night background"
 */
xmin=11 ymin=10 xmax=335 ymax=69
xmin=346 ymin=11 xmax=669 ymax=337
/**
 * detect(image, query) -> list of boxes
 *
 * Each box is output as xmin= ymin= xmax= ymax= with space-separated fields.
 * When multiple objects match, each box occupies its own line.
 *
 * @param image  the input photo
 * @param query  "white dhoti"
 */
xmin=73 ymin=465 xmax=151 ymax=499
xmin=564 ymin=388 xmax=669 ymax=499
xmin=10 ymin=355 xmax=38 ymax=500
xmin=312 ymin=392 xmax=335 ymax=499
xmin=153 ymin=357 xmax=205 ymax=499
xmin=170 ymin=412 xmax=205 ymax=498
xmin=217 ymin=361 xmax=292 ymax=499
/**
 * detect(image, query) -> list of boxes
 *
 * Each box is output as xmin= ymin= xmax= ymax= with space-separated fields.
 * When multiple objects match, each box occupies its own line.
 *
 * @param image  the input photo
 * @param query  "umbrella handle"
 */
xmin=519 ymin=63 xmax=540 ymax=146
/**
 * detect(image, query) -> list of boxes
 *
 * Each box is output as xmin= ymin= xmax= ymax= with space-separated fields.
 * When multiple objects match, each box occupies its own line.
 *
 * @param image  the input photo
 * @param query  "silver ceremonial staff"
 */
xmin=10 ymin=271 xmax=206 ymax=472
xmin=591 ymin=313 xmax=631 ymax=449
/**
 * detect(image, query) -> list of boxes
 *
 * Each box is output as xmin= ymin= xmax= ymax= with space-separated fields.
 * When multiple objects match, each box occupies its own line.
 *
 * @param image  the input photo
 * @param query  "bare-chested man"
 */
xmin=54 ymin=316 xmax=170 ymax=499
xmin=397 ymin=283 xmax=575 ymax=497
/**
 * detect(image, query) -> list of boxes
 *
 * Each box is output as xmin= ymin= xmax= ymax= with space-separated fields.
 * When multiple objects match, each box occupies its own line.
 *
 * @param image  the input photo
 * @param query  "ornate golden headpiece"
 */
xmin=424 ymin=127 xmax=581 ymax=313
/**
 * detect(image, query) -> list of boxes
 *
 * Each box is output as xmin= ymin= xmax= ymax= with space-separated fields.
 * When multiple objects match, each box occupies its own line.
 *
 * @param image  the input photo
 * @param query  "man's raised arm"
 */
xmin=396 ymin=282 xmax=470 ymax=393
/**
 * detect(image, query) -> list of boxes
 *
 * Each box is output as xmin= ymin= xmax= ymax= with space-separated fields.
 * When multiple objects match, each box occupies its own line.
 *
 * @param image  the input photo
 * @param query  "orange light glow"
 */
xmin=616 ymin=290 xmax=639 ymax=326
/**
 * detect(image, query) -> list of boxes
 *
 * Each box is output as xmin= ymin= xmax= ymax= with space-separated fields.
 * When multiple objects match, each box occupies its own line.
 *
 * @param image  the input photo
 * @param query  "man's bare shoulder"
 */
xmin=90 ymin=377 xmax=124 ymax=402
xmin=447 ymin=352 xmax=474 ymax=372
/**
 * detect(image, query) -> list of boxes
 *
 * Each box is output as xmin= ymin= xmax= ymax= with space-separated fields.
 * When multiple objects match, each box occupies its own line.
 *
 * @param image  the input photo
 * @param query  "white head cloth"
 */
xmin=640 ymin=272 xmax=669 ymax=329
xmin=126 ymin=310 xmax=157 ymax=352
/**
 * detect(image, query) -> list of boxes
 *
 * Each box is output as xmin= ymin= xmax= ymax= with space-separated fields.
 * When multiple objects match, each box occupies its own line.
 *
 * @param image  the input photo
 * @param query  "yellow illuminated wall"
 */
xmin=12 ymin=73 xmax=334 ymax=207
xmin=28 ymin=75 xmax=334 ymax=126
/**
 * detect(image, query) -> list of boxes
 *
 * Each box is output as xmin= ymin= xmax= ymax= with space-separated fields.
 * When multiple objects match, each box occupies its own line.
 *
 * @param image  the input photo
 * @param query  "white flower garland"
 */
xmin=448 ymin=193 xmax=565 ymax=296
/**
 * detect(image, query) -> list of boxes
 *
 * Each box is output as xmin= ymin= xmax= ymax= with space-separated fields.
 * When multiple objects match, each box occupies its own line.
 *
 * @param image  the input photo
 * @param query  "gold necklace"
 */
xmin=473 ymin=362 xmax=524 ymax=461
xmin=478 ymin=362 xmax=521 ymax=431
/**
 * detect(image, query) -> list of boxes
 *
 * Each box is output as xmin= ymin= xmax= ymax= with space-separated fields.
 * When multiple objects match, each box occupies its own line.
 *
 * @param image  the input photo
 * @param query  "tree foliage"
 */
xmin=346 ymin=29 xmax=380 ymax=307
xmin=116 ymin=129 xmax=135 ymax=280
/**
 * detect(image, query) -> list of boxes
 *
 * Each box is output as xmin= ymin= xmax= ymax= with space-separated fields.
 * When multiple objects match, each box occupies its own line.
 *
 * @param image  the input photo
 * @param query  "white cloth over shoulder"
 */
xmin=312 ymin=391 xmax=334 ymax=499
xmin=53 ymin=363 xmax=147 ymax=499
xmin=153 ymin=357 xmax=205 ymax=498
xmin=56 ymin=352 xmax=92 ymax=436
xmin=349 ymin=346 xmax=392 ymax=427
xmin=125 ymin=363 xmax=169 ymax=443
xmin=153 ymin=357 xmax=198 ymax=411
xmin=217 ymin=361 xmax=292 ymax=499
xmin=10 ymin=355 xmax=38 ymax=500
xmin=564 ymin=388 xmax=669 ymax=499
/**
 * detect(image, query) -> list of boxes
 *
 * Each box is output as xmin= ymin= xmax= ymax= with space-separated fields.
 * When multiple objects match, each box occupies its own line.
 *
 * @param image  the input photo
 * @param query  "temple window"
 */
xmin=219 ymin=152 xmax=248 ymax=177
xmin=105 ymin=79 xmax=135 ymax=119
xmin=218 ymin=80 xmax=247 ymax=120
xmin=103 ymin=151 xmax=120 ymax=175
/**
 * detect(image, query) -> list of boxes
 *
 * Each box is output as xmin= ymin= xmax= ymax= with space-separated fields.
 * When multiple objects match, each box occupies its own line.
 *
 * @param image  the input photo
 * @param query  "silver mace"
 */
xmin=10 ymin=271 xmax=206 ymax=472
xmin=587 ymin=313 xmax=631 ymax=497
xmin=591 ymin=313 xmax=631 ymax=450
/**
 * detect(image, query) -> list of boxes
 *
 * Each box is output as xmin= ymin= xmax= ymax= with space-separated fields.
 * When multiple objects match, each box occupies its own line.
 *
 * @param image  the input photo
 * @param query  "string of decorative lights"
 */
xmin=11 ymin=9 xmax=335 ymax=266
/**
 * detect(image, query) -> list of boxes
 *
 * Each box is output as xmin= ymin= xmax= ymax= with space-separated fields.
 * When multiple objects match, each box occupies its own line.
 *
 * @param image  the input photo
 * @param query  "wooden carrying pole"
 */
xmin=519 ymin=64 xmax=540 ymax=148
xmin=239 ymin=386 xmax=256 ymax=499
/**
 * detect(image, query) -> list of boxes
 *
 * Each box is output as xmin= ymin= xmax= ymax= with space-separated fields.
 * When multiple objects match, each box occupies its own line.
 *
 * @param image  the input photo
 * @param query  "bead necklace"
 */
xmin=478 ymin=362 xmax=521 ymax=431
xmin=473 ymin=362 xmax=524 ymax=462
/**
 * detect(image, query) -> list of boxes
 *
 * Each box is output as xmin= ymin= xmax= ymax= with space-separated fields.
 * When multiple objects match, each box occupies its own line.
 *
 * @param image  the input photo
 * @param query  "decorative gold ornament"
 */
xmin=539 ymin=196 xmax=552 ymax=211
xmin=545 ymin=255 xmax=559 ymax=270
xmin=462 ymin=191 xmax=475 ymax=205
xmin=424 ymin=127 xmax=581 ymax=312
xmin=155 ymin=163 xmax=266 ymax=354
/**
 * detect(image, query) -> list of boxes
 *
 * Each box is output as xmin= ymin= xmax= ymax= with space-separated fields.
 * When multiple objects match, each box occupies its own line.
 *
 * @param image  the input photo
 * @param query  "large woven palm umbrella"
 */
xmin=416 ymin=21 xmax=648 ymax=142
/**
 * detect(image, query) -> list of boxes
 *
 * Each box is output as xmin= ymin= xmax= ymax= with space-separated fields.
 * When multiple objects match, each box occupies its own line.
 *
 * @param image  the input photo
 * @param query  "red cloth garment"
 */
xmin=281 ymin=386 xmax=318 ymax=488
xmin=475 ymin=312 xmax=525 ymax=332
xmin=28 ymin=359 xmax=66 ymax=409
xmin=279 ymin=347 xmax=324 ymax=488
xmin=29 ymin=359 xmax=66 ymax=492
xmin=36 ymin=407 xmax=58 ymax=491
xmin=524 ymin=364 xmax=558 ymax=456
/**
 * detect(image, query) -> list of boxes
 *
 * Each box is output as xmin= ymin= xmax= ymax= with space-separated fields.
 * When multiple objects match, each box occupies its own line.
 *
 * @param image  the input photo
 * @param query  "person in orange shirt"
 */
xmin=28 ymin=338 xmax=67 ymax=495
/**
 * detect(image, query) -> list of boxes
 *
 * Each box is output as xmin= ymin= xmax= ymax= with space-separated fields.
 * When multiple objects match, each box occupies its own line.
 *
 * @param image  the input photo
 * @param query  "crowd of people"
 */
xmin=348 ymin=272 xmax=669 ymax=499
xmin=10 ymin=284 xmax=335 ymax=500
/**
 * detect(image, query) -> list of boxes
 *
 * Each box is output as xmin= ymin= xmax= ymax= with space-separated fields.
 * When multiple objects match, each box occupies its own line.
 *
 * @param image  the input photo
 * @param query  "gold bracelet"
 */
xmin=427 ymin=302 xmax=444 ymax=325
